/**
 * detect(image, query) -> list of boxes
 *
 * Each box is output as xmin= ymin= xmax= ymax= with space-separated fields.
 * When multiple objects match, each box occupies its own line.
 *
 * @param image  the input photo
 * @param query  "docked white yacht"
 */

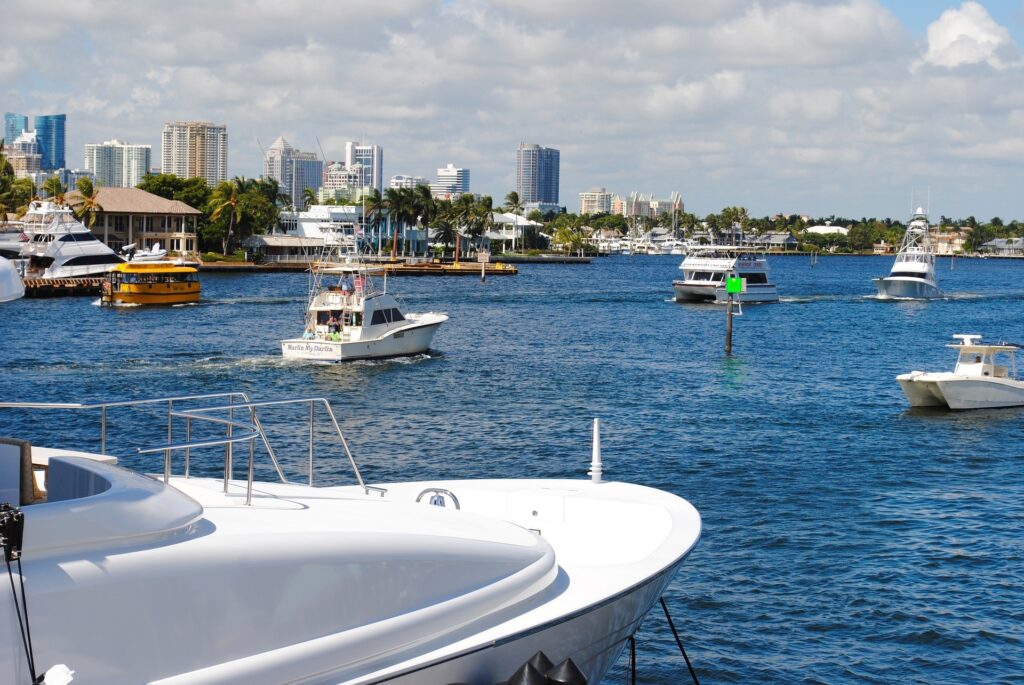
xmin=0 ymin=394 xmax=702 ymax=684
xmin=120 ymin=242 xmax=168 ymax=262
xmin=21 ymin=207 xmax=124 ymax=279
xmin=873 ymin=208 xmax=941 ymax=299
xmin=281 ymin=253 xmax=447 ymax=362
xmin=898 ymin=334 xmax=1024 ymax=409
xmin=672 ymin=246 xmax=779 ymax=303
xmin=0 ymin=257 xmax=25 ymax=302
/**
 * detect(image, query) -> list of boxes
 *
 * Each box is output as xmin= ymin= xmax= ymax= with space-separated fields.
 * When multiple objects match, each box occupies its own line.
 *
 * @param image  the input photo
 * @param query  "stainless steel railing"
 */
xmin=0 ymin=393 xmax=366 ymax=505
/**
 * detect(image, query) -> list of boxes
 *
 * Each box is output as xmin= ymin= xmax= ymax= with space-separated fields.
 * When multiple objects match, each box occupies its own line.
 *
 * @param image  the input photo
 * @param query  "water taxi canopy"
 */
xmin=112 ymin=261 xmax=197 ymax=275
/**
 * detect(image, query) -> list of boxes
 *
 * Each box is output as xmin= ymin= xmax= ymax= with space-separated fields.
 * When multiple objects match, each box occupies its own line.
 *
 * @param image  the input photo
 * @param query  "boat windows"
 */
xmin=687 ymin=271 xmax=726 ymax=282
xmin=739 ymin=272 xmax=768 ymax=284
xmin=63 ymin=254 xmax=126 ymax=266
xmin=118 ymin=272 xmax=198 ymax=284
xmin=370 ymin=308 xmax=406 ymax=325
xmin=59 ymin=233 xmax=98 ymax=243
xmin=889 ymin=271 xmax=927 ymax=279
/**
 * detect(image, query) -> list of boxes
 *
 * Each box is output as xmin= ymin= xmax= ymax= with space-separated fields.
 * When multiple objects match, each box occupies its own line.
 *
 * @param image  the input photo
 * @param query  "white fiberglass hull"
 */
xmin=40 ymin=262 xmax=121 ymax=279
xmin=0 ymin=257 xmax=25 ymax=302
xmin=672 ymin=280 xmax=779 ymax=303
xmin=281 ymin=314 xmax=446 ymax=361
xmin=898 ymin=372 xmax=1024 ymax=409
xmin=873 ymin=276 xmax=941 ymax=300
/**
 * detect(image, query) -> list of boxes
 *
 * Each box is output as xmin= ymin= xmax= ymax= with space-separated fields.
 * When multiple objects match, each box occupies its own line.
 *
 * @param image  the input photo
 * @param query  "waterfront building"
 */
xmin=431 ymin=163 xmax=470 ymax=199
xmin=251 ymin=204 xmax=365 ymax=263
xmin=579 ymin=187 xmax=612 ymax=215
xmin=262 ymin=136 xmax=323 ymax=209
xmin=619 ymin=192 xmax=682 ymax=218
xmin=64 ymin=186 xmax=201 ymax=254
xmin=84 ymin=139 xmax=152 ymax=188
xmin=321 ymin=161 xmax=366 ymax=202
xmin=390 ymin=174 xmax=430 ymax=189
xmin=7 ymin=130 xmax=42 ymax=178
xmin=30 ymin=168 xmax=95 ymax=193
xmin=4 ymin=112 xmax=29 ymax=146
xmin=344 ymin=141 xmax=383 ymax=193
xmin=161 ymin=121 xmax=228 ymax=187
xmin=516 ymin=143 xmax=560 ymax=205
xmin=33 ymin=114 xmax=66 ymax=170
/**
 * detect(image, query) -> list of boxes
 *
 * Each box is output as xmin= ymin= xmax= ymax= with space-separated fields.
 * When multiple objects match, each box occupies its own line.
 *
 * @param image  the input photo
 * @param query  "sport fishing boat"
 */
xmin=100 ymin=261 xmax=201 ymax=306
xmin=873 ymin=208 xmax=941 ymax=299
xmin=0 ymin=393 xmax=702 ymax=685
xmin=672 ymin=246 xmax=779 ymax=303
xmin=898 ymin=334 xmax=1024 ymax=409
xmin=281 ymin=253 xmax=447 ymax=362
xmin=21 ymin=207 xmax=124 ymax=279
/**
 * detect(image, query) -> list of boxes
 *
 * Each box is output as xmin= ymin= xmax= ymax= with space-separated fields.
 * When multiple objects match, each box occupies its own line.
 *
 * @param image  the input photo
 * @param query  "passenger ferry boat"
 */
xmin=873 ymin=208 xmax=941 ymax=299
xmin=281 ymin=255 xmax=447 ymax=362
xmin=672 ymin=246 xmax=779 ymax=303
xmin=100 ymin=261 xmax=201 ymax=305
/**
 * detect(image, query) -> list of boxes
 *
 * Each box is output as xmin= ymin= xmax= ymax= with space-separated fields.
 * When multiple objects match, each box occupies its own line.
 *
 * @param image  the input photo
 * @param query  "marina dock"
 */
xmin=22 ymin=277 xmax=103 ymax=297
xmin=199 ymin=261 xmax=518 ymax=276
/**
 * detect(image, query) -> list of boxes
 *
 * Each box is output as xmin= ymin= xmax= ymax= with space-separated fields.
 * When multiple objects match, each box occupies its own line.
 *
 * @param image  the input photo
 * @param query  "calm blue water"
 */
xmin=2 ymin=255 xmax=1023 ymax=684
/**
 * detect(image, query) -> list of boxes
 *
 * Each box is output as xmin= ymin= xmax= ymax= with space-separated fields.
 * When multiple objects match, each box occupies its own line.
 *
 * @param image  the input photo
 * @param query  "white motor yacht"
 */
xmin=672 ymin=246 xmax=779 ymax=303
xmin=898 ymin=334 xmax=1024 ymax=410
xmin=120 ymin=242 xmax=168 ymax=262
xmin=0 ymin=394 xmax=702 ymax=685
xmin=873 ymin=208 xmax=941 ymax=299
xmin=0 ymin=257 xmax=25 ymax=302
xmin=21 ymin=207 xmax=124 ymax=279
xmin=282 ymin=256 xmax=447 ymax=362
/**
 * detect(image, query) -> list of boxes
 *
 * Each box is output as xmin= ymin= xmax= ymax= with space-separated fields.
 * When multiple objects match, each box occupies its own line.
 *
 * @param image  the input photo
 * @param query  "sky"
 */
xmin=2 ymin=0 xmax=1023 ymax=220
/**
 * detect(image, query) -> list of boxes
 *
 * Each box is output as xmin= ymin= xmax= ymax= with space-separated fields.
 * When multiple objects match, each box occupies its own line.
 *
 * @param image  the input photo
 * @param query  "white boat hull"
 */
xmin=0 ymin=257 xmax=25 ymax=302
xmin=873 ymin=276 xmax=941 ymax=300
xmin=282 ymin=315 xmax=446 ymax=361
xmin=672 ymin=280 xmax=779 ymax=303
xmin=898 ymin=372 xmax=1024 ymax=409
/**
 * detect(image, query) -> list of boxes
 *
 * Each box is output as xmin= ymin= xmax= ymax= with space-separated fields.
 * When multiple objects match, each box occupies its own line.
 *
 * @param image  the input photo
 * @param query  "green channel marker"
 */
xmin=726 ymin=277 xmax=744 ymax=294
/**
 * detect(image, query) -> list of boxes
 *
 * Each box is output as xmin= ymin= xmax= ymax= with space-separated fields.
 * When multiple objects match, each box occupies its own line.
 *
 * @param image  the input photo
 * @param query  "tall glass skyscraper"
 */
xmin=516 ymin=143 xmax=560 ymax=204
xmin=34 ymin=114 xmax=67 ymax=170
xmin=4 ymin=113 xmax=29 ymax=147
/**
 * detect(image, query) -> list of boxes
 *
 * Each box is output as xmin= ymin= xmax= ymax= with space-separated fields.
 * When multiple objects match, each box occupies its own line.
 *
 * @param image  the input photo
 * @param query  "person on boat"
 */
xmin=340 ymin=275 xmax=353 ymax=295
xmin=327 ymin=313 xmax=339 ymax=333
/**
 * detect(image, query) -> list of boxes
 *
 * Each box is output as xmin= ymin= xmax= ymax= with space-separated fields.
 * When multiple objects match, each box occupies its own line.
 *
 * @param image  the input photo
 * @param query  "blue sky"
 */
xmin=3 ymin=0 xmax=1023 ymax=220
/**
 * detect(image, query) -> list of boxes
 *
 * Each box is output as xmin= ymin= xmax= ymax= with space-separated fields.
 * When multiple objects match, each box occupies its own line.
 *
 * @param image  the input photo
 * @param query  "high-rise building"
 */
xmin=4 ymin=112 xmax=29 ymax=146
xmin=84 ymin=139 xmax=152 ymax=188
xmin=579 ymin=187 xmax=612 ymax=215
xmin=7 ymin=130 xmax=42 ymax=178
xmin=34 ymin=114 xmax=67 ymax=170
xmin=343 ymin=141 xmax=383 ymax=193
xmin=516 ymin=143 xmax=560 ymax=205
xmin=430 ymin=164 xmax=470 ymax=199
xmin=161 ymin=121 xmax=228 ymax=186
xmin=389 ymin=174 xmax=430 ymax=189
xmin=262 ymin=136 xmax=323 ymax=208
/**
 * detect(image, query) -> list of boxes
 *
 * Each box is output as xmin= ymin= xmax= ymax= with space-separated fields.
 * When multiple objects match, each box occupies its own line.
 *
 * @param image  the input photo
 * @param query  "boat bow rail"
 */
xmin=0 ymin=392 xmax=368 ymax=505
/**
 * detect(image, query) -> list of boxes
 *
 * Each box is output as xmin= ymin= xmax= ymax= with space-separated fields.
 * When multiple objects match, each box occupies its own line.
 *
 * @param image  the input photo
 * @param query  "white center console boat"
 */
xmin=0 ymin=394 xmax=701 ymax=684
xmin=898 ymin=334 xmax=1024 ymax=409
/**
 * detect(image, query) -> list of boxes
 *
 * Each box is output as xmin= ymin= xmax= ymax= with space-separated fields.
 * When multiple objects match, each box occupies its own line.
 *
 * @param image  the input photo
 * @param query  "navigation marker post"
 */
xmin=478 ymin=249 xmax=490 ymax=283
xmin=725 ymin=276 xmax=745 ymax=354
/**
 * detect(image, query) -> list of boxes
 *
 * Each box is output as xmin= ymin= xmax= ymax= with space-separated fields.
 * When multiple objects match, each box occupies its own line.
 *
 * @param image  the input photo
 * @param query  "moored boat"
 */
xmin=21 ymin=206 xmax=124 ymax=279
xmin=100 ymin=261 xmax=200 ymax=305
xmin=0 ymin=394 xmax=702 ymax=684
xmin=873 ymin=207 xmax=941 ymax=299
xmin=0 ymin=257 xmax=25 ymax=302
xmin=898 ymin=334 xmax=1024 ymax=409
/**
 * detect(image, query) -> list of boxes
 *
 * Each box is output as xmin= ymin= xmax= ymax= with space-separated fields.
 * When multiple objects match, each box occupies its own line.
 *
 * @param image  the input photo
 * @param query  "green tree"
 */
xmin=72 ymin=177 xmax=104 ymax=229
xmin=413 ymin=184 xmax=436 ymax=258
xmin=209 ymin=179 xmax=243 ymax=254
xmin=453 ymin=193 xmax=476 ymax=260
xmin=302 ymin=187 xmax=317 ymax=210
xmin=384 ymin=187 xmax=412 ymax=259
xmin=363 ymin=188 xmax=385 ymax=253
xmin=42 ymin=176 xmax=66 ymax=204
xmin=504 ymin=190 xmax=524 ymax=252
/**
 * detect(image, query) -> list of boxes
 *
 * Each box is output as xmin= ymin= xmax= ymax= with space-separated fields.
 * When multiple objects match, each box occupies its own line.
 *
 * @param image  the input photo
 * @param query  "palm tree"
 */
xmin=470 ymin=196 xmax=494 ymax=252
xmin=452 ymin=194 xmax=475 ymax=262
xmin=72 ymin=177 xmax=104 ymax=229
xmin=413 ymin=184 xmax=436 ymax=258
xmin=504 ymin=190 xmax=523 ymax=252
xmin=430 ymin=204 xmax=457 ymax=258
xmin=42 ymin=175 xmax=66 ymax=205
xmin=364 ymin=188 xmax=385 ymax=253
xmin=385 ymin=187 xmax=418 ymax=260
xmin=301 ymin=187 xmax=317 ymax=210
xmin=210 ymin=179 xmax=243 ymax=254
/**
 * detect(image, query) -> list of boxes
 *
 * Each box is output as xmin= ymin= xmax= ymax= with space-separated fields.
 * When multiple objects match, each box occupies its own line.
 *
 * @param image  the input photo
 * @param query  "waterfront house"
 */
xmin=65 ymin=187 xmax=201 ymax=255
xmin=980 ymin=237 xmax=1024 ymax=256
xmin=750 ymin=232 xmax=798 ymax=252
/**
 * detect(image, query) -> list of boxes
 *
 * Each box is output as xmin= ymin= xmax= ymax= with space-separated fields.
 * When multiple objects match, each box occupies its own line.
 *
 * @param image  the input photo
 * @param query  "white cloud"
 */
xmin=917 ymin=1 xmax=1020 ymax=70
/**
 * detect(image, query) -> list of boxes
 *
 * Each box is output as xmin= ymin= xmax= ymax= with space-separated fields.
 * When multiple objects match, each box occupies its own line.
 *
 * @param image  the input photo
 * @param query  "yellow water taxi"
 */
xmin=101 ymin=261 xmax=201 ymax=305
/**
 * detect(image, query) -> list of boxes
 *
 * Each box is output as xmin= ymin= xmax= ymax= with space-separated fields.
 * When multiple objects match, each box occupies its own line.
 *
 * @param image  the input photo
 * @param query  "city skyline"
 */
xmin=2 ymin=1 xmax=1023 ymax=219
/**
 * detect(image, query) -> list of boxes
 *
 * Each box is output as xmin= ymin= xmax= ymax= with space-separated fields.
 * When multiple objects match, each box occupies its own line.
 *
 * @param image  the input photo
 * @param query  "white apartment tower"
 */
xmin=343 ymin=141 xmax=383 ymax=193
xmin=84 ymin=139 xmax=152 ymax=188
xmin=579 ymin=187 xmax=612 ymax=215
xmin=161 ymin=121 xmax=228 ymax=186
xmin=389 ymin=174 xmax=430 ymax=189
xmin=431 ymin=164 xmax=470 ymax=199
xmin=263 ymin=136 xmax=323 ymax=208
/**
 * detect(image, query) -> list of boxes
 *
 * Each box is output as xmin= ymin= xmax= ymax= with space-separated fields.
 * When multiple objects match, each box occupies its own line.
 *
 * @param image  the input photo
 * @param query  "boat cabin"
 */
xmin=950 ymin=335 xmax=1018 ymax=379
